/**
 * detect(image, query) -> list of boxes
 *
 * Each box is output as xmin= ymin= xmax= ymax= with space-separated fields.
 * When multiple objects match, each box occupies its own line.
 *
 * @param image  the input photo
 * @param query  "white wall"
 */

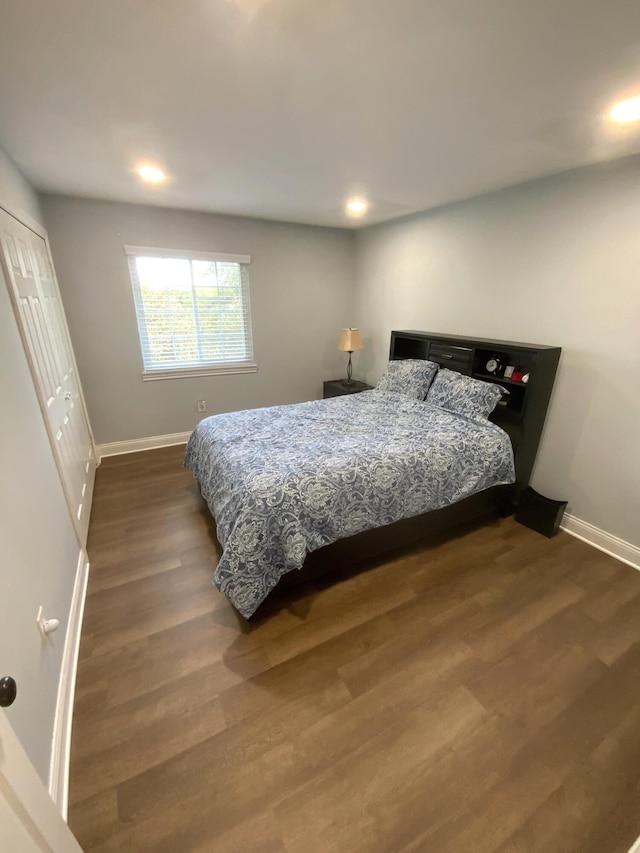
xmin=0 ymin=143 xmax=42 ymax=224
xmin=41 ymin=196 xmax=356 ymax=446
xmin=0 ymin=148 xmax=80 ymax=784
xmin=354 ymin=158 xmax=640 ymax=548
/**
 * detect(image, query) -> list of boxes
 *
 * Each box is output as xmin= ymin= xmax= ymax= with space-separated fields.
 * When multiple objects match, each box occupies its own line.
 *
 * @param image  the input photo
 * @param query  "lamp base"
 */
xmin=344 ymin=351 xmax=354 ymax=385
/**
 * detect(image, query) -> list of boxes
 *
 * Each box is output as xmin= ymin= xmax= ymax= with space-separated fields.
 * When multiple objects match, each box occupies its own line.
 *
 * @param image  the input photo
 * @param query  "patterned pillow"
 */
xmin=426 ymin=368 xmax=503 ymax=418
xmin=376 ymin=359 xmax=438 ymax=400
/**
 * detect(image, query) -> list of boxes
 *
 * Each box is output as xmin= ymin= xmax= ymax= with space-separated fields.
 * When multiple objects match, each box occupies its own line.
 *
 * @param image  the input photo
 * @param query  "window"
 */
xmin=125 ymin=245 xmax=256 ymax=380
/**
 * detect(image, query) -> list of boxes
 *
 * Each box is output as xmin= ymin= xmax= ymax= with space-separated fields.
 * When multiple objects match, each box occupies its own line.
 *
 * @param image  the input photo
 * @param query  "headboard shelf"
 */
xmin=390 ymin=330 xmax=561 ymax=492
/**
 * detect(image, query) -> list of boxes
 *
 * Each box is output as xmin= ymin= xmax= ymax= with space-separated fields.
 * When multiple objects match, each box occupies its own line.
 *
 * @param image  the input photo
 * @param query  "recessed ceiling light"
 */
xmin=609 ymin=96 xmax=640 ymax=123
xmin=345 ymin=197 xmax=368 ymax=217
xmin=136 ymin=164 xmax=167 ymax=184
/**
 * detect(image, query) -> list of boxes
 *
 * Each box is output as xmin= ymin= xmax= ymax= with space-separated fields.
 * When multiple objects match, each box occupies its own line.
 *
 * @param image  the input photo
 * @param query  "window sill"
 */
xmin=142 ymin=364 xmax=258 ymax=381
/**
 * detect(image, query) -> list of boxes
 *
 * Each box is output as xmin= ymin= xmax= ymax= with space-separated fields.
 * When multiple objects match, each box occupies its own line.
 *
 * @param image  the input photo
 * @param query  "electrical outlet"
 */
xmin=197 ymin=400 xmax=207 ymax=413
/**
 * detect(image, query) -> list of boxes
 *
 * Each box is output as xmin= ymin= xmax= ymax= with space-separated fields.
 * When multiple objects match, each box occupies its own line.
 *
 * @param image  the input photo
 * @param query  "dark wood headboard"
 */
xmin=389 ymin=330 xmax=561 ymax=493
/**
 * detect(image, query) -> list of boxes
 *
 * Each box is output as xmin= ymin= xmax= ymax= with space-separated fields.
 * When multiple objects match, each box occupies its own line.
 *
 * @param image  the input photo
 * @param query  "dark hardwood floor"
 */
xmin=69 ymin=445 xmax=640 ymax=853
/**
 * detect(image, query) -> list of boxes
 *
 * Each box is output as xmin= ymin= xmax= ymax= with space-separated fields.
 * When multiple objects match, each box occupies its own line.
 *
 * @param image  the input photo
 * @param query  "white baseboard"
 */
xmin=49 ymin=551 xmax=90 ymax=819
xmin=97 ymin=430 xmax=191 ymax=461
xmin=561 ymin=513 xmax=640 ymax=571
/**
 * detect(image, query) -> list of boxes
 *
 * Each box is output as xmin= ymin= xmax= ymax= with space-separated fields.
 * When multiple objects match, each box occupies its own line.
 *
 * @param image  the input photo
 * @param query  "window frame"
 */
xmin=124 ymin=245 xmax=257 ymax=381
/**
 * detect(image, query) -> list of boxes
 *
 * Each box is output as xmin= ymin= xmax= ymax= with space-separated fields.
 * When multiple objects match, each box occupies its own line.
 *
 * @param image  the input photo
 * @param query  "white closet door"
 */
xmin=0 ymin=209 xmax=95 ymax=545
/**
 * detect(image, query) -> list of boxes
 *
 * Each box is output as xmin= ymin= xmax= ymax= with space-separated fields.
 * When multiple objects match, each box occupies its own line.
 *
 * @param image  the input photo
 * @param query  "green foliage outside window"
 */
xmin=130 ymin=255 xmax=252 ymax=370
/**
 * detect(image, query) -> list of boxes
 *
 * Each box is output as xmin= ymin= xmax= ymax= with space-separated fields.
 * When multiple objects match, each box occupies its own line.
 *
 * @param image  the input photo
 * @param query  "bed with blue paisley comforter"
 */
xmin=184 ymin=389 xmax=515 ymax=618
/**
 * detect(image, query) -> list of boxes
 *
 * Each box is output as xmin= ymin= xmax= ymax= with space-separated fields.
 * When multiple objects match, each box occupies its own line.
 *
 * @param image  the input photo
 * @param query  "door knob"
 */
xmin=0 ymin=676 xmax=17 ymax=707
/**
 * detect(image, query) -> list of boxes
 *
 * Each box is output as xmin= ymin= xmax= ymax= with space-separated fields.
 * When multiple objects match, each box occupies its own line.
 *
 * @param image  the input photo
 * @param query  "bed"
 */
xmin=185 ymin=331 xmax=561 ymax=618
xmin=185 ymin=385 xmax=515 ymax=618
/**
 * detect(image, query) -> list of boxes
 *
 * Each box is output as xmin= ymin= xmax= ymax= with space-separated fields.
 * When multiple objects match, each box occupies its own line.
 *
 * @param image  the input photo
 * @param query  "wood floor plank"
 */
xmin=404 ymin=757 xmax=560 ymax=853
xmin=496 ymin=706 xmax=640 ymax=853
xmin=97 ymin=736 xmax=315 ymax=852
xmin=275 ymin=685 xmax=488 ymax=853
xmin=68 ymin=445 xmax=640 ymax=852
xmin=189 ymin=809 xmax=286 ymax=853
xmin=70 ymin=685 xmax=226 ymax=803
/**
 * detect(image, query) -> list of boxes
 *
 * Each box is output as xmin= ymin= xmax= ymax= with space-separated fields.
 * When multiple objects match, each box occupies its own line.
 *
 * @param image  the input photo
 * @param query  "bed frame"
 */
xmin=273 ymin=330 xmax=561 ymax=598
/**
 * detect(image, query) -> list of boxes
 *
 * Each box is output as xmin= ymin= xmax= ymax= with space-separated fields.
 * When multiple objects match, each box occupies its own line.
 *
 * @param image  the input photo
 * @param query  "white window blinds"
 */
xmin=124 ymin=246 xmax=256 ymax=379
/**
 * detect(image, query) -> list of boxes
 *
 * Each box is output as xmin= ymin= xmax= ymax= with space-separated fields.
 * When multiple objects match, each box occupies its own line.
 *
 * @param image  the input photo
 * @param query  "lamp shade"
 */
xmin=337 ymin=328 xmax=363 ymax=352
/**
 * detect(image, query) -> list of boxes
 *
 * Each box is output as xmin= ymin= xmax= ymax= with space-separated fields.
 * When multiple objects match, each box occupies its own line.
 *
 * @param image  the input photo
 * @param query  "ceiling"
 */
xmin=1 ymin=0 xmax=640 ymax=228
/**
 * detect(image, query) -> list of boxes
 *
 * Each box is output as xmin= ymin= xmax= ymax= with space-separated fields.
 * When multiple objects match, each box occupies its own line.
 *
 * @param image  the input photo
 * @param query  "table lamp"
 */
xmin=337 ymin=328 xmax=363 ymax=385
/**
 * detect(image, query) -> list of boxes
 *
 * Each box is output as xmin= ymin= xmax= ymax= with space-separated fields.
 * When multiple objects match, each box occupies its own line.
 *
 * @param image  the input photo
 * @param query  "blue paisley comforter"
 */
xmin=184 ymin=390 xmax=515 ymax=618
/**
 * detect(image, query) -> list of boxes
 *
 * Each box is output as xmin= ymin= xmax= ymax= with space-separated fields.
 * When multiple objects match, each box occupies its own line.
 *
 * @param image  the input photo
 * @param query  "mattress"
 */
xmin=184 ymin=390 xmax=515 ymax=617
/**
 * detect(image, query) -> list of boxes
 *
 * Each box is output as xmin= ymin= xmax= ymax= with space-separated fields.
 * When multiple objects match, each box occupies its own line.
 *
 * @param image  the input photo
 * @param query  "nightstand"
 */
xmin=323 ymin=379 xmax=373 ymax=399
